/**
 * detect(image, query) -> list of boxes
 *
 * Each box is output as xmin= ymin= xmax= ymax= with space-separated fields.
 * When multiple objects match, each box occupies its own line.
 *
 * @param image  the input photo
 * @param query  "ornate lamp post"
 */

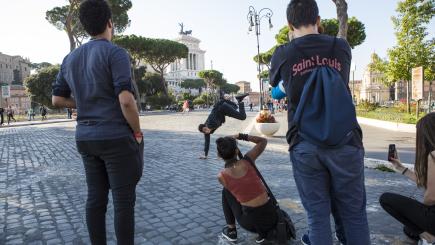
xmin=247 ymin=6 xmax=273 ymax=110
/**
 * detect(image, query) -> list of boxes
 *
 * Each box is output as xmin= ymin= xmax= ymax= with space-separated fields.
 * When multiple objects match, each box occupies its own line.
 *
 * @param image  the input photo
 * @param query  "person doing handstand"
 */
xmin=198 ymin=93 xmax=249 ymax=159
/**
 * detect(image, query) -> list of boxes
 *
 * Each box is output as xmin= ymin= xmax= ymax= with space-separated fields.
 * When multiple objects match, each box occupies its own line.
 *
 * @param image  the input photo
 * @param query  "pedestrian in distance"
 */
xmin=40 ymin=106 xmax=48 ymax=121
xmin=0 ymin=107 xmax=4 ymax=125
xmin=52 ymin=0 xmax=143 ymax=244
xmin=7 ymin=106 xmax=16 ymax=125
xmin=198 ymin=93 xmax=249 ymax=159
xmin=269 ymin=0 xmax=370 ymax=244
xmin=379 ymin=112 xmax=435 ymax=245
xmin=182 ymin=100 xmax=190 ymax=114
xmin=67 ymin=108 xmax=73 ymax=119
xmin=249 ymin=102 xmax=253 ymax=112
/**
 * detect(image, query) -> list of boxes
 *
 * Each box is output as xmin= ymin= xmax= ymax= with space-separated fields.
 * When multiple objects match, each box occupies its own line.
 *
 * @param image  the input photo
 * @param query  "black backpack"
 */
xmin=240 ymin=153 xmax=296 ymax=243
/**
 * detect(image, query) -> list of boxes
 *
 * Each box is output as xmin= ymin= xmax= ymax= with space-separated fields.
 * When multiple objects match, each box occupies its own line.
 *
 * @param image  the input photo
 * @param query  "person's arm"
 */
xmin=424 ymin=153 xmax=435 ymax=206
xmin=389 ymin=157 xmax=417 ymax=183
xmin=240 ymin=134 xmax=267 ymax=162
xmin=119 ymin=91 xmax=141 ymax=136
xmin=110 ymin=47 xmax=142 ymax=141
xmin=52 ymin=63 xmax=76 ymax=109
xmin=269 ymin=45 xmax=286 ymax=87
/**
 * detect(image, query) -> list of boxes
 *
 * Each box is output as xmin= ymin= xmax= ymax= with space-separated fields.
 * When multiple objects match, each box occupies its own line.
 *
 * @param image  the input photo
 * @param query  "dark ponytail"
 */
xmin=216 ymin=137 xmax=238 ymax=160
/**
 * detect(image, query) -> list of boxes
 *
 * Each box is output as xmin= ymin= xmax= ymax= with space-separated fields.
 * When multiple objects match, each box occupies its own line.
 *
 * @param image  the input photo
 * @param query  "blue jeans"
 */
xmin=290 ymin=141 xmax=370 ymax=245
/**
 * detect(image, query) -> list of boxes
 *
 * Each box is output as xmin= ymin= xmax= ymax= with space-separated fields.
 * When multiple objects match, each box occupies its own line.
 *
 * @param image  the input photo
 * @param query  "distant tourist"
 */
xmin=7 ymin=106 xmax=16 ymax=124
xmin=182 ymin=100 xmax=190 ymax=114
xmin=269 ymin=0 xmax=370 ymax=244
xmin=40 ymin=106 xmax=47 ymax=120
xmin=51 ymin=0 xmax=143 ymax=244
xmin=67 ymin=108 xmax=73 ymax=119
xmin=379 ymin=112 xmax=435 ymax=245
xmin=28 ymin=108 xmax=35 ymax=121
xmin=198 ymin=93 xmax=248 ymax=159
xmin=249 ymin=103 xmax=253 ymax=112
xmin=0 ymin=107 xmax=4 ymax=125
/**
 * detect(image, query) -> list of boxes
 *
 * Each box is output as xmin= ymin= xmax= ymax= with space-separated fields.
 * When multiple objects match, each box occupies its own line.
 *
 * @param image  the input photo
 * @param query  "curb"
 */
xmin=357 ymin=117 xmax=416 ymax=133
xmin=0 ymin=119 xmax=74 ymax=129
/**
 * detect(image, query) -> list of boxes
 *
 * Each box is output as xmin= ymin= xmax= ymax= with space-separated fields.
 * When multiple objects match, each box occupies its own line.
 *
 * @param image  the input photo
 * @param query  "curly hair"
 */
xmin=79 ymin=0 xmax=112 ymax=36
xmin=216 ymin=137 xmax=238 ymax=160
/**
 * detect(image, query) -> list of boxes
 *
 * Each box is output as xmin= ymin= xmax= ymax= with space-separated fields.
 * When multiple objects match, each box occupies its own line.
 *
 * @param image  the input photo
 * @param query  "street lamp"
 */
xmin=247 ymin=6 xmax=273 ymax=110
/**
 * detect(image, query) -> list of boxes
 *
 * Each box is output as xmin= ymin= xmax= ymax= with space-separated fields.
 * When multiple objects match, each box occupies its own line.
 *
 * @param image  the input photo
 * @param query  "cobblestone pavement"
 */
xmin=0 ymin=111 xmax=422 ymax=244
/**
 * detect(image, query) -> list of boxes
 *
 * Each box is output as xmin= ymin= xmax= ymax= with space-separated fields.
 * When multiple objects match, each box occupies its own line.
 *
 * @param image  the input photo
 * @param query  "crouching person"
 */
xmin=216 ymin=134 xmax=277 ymax=244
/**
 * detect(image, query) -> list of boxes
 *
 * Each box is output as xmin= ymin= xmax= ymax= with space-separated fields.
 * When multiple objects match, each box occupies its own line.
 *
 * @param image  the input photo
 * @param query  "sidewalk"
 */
xmin=0 ymin=118 xmax=74 ymax=128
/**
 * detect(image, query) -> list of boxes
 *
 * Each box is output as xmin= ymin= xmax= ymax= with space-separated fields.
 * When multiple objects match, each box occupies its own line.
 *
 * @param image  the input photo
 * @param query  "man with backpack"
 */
xmin=269 ymin=1 xmax=370 ymax=244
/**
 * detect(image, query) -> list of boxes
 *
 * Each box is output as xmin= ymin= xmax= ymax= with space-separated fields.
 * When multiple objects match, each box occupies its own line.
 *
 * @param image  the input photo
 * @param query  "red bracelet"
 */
xmin=134 ymin=132 xmax=143 ymax=138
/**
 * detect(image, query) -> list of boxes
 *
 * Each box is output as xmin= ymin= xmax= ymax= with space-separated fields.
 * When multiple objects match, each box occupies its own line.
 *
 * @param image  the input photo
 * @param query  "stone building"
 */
xmin=4 ymin=85 xmax=31 ymax=114
xmin=0 ymin=52 xmax=31 ymax=85
xmin=165 ymin=32 xmax=206 ymax=96
xmin=235 ymin=81 xmax=252 ymax=94
xmin=359 ymin=67 xmax=392 ymax=104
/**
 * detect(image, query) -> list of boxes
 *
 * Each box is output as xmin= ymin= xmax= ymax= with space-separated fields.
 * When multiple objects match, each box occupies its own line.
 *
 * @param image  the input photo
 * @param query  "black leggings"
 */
xmin=379 ymin=192 xmax=435 ymax=235
xmin=222 ymin=189 xmax=277 ymax=237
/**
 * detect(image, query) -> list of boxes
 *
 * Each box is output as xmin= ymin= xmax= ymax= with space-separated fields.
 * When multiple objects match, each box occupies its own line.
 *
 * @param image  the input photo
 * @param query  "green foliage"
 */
xmin=31 ymin=62 xmax=53 ymax=71
xmin=137 ymin=72 xmax=164 ymax=96
xmin=221 ymin=83 xmax=240 ymax=94
xmin=114 ymin=35 xmax=188 ymax=95
xmin=147 ymin=93 xmax=175 ymax=109
xmin=193 ymin=97 xmax=206 ymax=105
xmin=375 ymin=165 xmax=396 ymax=173
xmin=46 ymin=0 xmax=132 ymax=51
xmin=356 ymin=102 xmax=426 ymax=124
xmin=180 ymin=79 xmax=205 ymax=89
xmin=253 ymin=47 xmax=276 ymax=69
xmin=367 ymin=53 xmax=392 ymax=86
xmin=387 ymin=0 xmax=434 ymax=83
xmin=24 ymin=65 xmax=60 ymax=108
xmin=198 ymin=70 xmax=224 ymax=88
xmin=358 ymin=100 xmax=379 ymax=112
xmin=272 ymin=17 xmax=366 ymax=48
xmin=181 ymin=93 xmax=197 ymax=101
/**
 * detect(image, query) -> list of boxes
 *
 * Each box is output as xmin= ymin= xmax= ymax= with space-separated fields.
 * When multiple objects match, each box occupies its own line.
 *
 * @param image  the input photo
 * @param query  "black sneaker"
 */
xmin=255 ymin=234 xmax=266 ymax=244
xmin=222 ymin=227 xmax=237 ymax=242
xmin=235 ymin=93 xmax=249 ymax=103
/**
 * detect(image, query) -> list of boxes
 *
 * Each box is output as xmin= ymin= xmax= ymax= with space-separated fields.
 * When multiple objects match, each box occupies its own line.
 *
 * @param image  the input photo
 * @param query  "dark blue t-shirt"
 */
xmin=52 ymin=39 xmax=134 ymax=141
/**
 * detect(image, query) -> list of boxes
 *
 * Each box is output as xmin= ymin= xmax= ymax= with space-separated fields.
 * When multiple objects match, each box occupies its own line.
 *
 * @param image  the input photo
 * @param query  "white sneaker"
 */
xmin=419 ymin=239 xmax=435 ymax=245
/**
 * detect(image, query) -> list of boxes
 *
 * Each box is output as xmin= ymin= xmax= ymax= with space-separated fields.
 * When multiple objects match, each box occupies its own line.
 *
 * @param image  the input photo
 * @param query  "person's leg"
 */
xmin=324 ymin=145 xmax=370 ymax=245
xmin=222 ymin=189 xmax=237 ymax=227
xmin=102 ymin=136 xmax=143 ymax=245
xmin=76 ymin=141 xmax=110 ymax=245
xmin=379 ymin=192 xmax=435 ymax=235
xmin=290 ymin=141 xmax=333 ymax=245
xmin=222 ymin=188 xmax=256 ymax=232
xmin=331 ymin=194 xmax=346 ymax=244
xmin=219 ymin=102 xmax=246 ymax=121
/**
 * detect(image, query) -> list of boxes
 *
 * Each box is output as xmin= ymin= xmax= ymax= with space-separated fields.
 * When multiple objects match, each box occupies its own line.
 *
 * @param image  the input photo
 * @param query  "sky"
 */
xmin=0 ymin=0 xmax=433 ymax=92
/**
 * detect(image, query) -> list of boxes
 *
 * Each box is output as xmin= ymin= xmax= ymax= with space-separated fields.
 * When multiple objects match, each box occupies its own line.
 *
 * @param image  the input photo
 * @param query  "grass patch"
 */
xmin=374 ymin=165 xmax=395 ymax=173
xmin=356 ymin=107 xmax=425 ymax=124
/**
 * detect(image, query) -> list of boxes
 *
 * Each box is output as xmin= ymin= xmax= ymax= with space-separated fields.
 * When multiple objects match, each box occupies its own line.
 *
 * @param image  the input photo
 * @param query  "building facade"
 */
xmin=165 ymin=34 xmax=206 ymax=96
xmin=235 ymin=81 xmax=252 ymax=94
xmin=359 ymin=67 xmax=392 ymax=104
xmin=0 ymin=52 xmax=31 ymax=85
xmin=4 ymin=85 xmax=31 ymax=113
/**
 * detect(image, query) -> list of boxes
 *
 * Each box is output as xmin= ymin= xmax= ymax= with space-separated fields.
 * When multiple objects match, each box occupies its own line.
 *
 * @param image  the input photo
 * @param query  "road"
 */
xmin=0 ymin=110 xmax=420 ymax=244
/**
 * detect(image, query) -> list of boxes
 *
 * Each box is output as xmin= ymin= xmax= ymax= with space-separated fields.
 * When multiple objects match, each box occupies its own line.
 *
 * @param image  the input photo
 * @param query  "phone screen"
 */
xmin=388 ymin=144 xmax=396 ymax=160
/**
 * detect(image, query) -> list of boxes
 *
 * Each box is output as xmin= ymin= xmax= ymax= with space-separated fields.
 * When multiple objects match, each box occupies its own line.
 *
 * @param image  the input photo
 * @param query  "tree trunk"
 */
xmin=160 ymin=72 xmax=169 ymax=96
xmin=66 ymin=9 xmax=76 ymax=52
xmin=333 ymin=0 xmax=348 ymax=40
xmin=130 ymin=64 xmax=142 ymax=111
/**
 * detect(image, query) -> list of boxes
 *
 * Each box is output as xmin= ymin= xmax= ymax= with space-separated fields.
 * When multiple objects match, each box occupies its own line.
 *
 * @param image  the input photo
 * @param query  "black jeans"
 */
xmin=379 ymin=192 xmax=435 ymax=235
xmin=222 ymin=189 xmax=277 ymax=237
xmin=203 ymin=102 xmax=246 ymax=156
xmin=76 ymin=136 xmax=144 ymax=245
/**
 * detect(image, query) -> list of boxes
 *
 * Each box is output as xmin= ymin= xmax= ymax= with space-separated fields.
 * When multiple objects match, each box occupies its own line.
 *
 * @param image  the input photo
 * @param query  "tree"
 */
xmin=46 ymin=0 xmax=132 ymax=51
xmin=387 ymin=0 xmax=434 ymax=113
xmin=198 ymin=70 xmax=225 ymax=104
xmin=221 ymin=83 xmax=240 ymax=94
xmin=24 ymin=65 xmax=60 ymax=108
xmin=180 ymin=79 xmax=206 ymax=93
xmin=271 ymin=18 xmax=366 ymax=49
xmin=368 ymin=53 xmax=391 ymax=86
xmin=142 ymin=39 xmax=188 ymax=96
xmin=332 ymin=0 xmax=349 ymax=39
xmin=137 ymin=72 xmax=164 ymax=97
xmin=31 ymin=62 xmax=53 ymax=71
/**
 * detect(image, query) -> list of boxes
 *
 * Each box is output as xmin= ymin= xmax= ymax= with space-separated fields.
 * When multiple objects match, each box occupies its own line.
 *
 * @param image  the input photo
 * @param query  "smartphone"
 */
xmin=388 ymin=144 xmax=397 ymax=161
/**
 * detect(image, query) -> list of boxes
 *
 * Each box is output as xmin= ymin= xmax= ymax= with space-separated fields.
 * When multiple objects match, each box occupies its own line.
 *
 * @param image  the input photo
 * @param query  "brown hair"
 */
xmin=415 ymin=112 xmax=435 ymax=188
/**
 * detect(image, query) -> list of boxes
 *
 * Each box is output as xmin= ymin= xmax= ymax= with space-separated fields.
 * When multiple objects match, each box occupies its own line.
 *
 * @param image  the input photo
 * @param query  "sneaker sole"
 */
xmin=221 ymin=233 xmax=237 ymax=242
xmin=255 ymin=238 xmax=265 ymax=244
